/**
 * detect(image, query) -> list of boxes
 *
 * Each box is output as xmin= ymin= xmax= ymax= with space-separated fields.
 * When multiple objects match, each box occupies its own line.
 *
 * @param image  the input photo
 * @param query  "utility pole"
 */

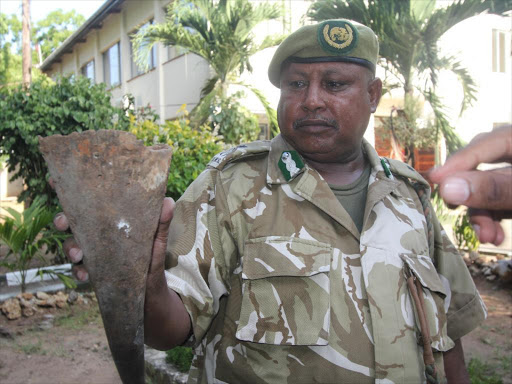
xmin=22 ymin=0 xmax=31 ymax=86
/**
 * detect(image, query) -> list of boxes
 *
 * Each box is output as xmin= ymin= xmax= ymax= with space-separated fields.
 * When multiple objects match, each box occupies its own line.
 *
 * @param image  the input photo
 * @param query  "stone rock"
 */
xmin=22 ymin=306 xmax=36 ymax=317
xmin=39 ymin=130 xmax=172 ymax=384
xmin=19 ymin=296 xmax=37 ymax=317
xmin=468 ymin=265 xmax=480 ymax=276
xmin=36 ymin=295 xmax=56 ymax=308
xmin=144 ymin=346 xmax=188 ymax=384
xmin=493 ymin=259 xmax=512 ymax=282
xmin=469 ymin=251 xmax=480 ymax=261
xmin=19 ymin=296 xmax=35 ymax=308
xmin=1 ymin=298 xmax=21 ymax=320
xmin=486 ymin=275 xmax=498 ymax=282
xmin=0 ymin=326 xmax=14 ymax=339
xmin=67 ymin=290 xmax=79 ymax=304
xmin=55 ymin=291 xmax=68 ymax=308
xmin=21 ymin=292 xmax=34 ymax=300
xmin=36 ymin=291 xmax=50 ymax=300
xmin=38 ymin=314 xmax=54 ymax=330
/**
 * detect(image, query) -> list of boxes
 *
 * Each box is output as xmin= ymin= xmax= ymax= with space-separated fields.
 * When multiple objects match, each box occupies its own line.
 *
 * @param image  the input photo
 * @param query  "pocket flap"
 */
xmin=243 ymin=236 xmax=331 ymax=279
xmin=401 ymin=253 xmax=447 ymax=297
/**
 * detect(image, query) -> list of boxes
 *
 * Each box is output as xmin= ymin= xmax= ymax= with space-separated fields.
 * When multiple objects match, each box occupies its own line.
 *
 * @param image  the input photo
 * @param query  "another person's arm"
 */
xmin=443 ymin=339 xmax=469 ymax=384
xmin=429 ymin=125 xmax=512 ymax=245
xmin=54 ymin=197 xmax=192 ymax=350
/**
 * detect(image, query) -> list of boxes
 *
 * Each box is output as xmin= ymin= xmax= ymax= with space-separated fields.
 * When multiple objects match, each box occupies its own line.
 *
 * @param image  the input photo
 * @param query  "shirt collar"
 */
xmin=267 ymin=135 xmax=386 ymax=185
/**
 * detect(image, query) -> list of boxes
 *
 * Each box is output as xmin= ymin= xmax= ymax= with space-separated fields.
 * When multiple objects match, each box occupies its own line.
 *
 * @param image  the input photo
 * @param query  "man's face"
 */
xmin=277 ymin=61 xmax=382 ymax=164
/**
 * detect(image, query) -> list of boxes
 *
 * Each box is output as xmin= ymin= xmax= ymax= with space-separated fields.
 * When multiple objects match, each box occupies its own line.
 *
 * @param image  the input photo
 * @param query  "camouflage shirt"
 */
xmin=165 ymin=134 xmax=487 ymax=384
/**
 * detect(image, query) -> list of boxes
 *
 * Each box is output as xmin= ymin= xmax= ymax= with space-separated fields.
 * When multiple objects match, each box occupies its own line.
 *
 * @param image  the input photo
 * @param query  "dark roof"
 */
xmin=40 ymin=0 xmax=124 ymax=72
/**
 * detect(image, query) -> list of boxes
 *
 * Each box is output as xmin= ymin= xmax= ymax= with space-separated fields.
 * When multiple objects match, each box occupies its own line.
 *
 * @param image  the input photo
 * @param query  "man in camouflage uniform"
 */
xmin=63 ymin=19 xmax=487 ymax=383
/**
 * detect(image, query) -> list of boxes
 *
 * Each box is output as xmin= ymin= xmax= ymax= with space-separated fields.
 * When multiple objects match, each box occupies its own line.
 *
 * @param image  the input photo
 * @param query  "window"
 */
xmin=492 ymin=29 xmax=506 ymax=73
xmin=103 ymin=42 xmax=121 ymax=87
xmin=131 ymin=20 xmax=156 ymax=77
xmin=80 ymin=60 xmax=95 ymax=81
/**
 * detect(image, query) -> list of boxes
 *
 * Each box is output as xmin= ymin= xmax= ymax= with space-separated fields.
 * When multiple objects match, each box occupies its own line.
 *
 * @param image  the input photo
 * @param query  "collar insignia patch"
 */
xmin=318 ymin=20 xmax=358 ymax=55
xmin=278 ymin=151 xmax=304 ymax=181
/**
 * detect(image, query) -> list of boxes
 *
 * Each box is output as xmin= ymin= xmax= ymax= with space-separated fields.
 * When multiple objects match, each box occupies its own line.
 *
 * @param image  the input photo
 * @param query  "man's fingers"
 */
xmin=72 ymin=264 xmax=89 ymax=281
xmin=469 ymin=209 xmax=505 ymax=245
xmin=49 ymin=177 xmax=55 ymax=190
xmin=149 ymin=198 xmax=176 ymax=275
xmin=438 ymin=168 xmax=512 ymax=211
xmin=53 ymin=212 xmax=69 ymax=231
xmin=429 ymin=125 xmax=512 ymax=182
xmin=63 ymin=237 xmax=83 ymax=263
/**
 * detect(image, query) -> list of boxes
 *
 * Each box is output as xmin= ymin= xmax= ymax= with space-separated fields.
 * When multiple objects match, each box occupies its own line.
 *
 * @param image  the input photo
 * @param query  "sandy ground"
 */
xmin=0 ymin=276 xmax=510 ymax=384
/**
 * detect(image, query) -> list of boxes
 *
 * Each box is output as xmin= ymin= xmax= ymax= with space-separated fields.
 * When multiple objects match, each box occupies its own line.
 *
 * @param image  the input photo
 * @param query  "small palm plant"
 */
xmin=0 ymin=197 xmax=73 ymax=292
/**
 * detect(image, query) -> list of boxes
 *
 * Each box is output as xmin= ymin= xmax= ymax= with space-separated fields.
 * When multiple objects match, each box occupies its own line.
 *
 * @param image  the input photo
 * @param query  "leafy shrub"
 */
xmin=165 ymin=346 xmax=194 ymax=373
xmin=0 ymin=75 xmax=130 ymax=209
xmin=130 ymin=106 xmax=224 ymax=200
xmin=454 ymin=212 xmax=480 ymax=251
xmin=209 ymin=92 xmax=261 ymax=145
xmin=431 ymin=187 xmax=456 ymax=226
xmin=0 ymin=197 xmax=73 ymax=292
xmin=468 ymin=358 xmax=503 ymax=384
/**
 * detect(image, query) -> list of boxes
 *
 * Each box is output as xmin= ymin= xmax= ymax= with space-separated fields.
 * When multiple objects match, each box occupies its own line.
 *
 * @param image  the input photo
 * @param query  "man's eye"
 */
xmin=326 ymin=81 xmax=345 ymax=89
xmin=289 ymin=80 xmax=306 ymax=88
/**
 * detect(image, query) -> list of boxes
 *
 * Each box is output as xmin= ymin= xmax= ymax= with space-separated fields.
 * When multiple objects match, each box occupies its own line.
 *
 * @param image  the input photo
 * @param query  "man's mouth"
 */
xmin=293 ymin=117 xmax=338 ymax=130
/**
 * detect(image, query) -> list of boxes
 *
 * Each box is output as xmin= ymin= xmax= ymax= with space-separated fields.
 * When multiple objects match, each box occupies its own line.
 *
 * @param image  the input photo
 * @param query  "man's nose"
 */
xmin=302 ymin=84 xmax=325 ymax=112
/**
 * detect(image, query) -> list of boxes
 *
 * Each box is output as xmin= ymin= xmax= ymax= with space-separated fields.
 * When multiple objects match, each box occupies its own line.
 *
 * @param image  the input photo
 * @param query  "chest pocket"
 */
xmin=236 ymin=236 xmax=331 ymax=345
xmin=401 ymin=254 xmax=455 ymax=352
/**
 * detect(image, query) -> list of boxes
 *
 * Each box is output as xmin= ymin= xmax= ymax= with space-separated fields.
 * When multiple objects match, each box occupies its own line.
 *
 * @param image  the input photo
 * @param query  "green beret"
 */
xmin=268 ymin=19 xmax=379 ymax=88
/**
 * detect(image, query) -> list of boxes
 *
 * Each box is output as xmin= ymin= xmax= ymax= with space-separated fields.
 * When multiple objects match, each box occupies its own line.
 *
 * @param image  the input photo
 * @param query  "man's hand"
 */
xmin=429 ymin=126 xmax=512 ymax=245
xmin=54 ymin=196 xmax=191 ymax=350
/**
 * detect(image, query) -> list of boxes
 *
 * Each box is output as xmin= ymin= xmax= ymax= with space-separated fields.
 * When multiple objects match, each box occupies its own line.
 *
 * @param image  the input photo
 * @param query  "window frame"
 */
xmin=103 ymin=41 xmax=122 ymax=88
xmin=130 ymin=19 xmax=157 ymax=78
xmin=80 ymin=59 xmax=95 ymax=82
xmin=492 ymin=29 xmax=507 ymax=73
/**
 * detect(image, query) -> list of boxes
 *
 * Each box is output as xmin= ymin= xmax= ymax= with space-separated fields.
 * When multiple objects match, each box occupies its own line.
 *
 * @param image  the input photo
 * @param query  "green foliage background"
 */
xmin=0 ymin=76 xmax=131 ymax=209
xmin=0 ymin=196 xmax=72 ymax=292
xmin=209 ymin=92 xmax=260 ymax=144
xmin=129 ymin=106 xmax=225 ymax=201
xmin=453 ymin=212 xmax=480 ymax=251
xmin=166 ymin=346 xmax=194 ymax=373
xmin=1 ymin=9 xmax=85 ymax=86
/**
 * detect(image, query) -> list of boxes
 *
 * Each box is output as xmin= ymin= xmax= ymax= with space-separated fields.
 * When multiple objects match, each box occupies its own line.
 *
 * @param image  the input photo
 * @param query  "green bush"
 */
xmin=165 ymin=346 xmax=194 ymax=373
xmin=468 ymin=358 xmax=503 ymax=384
xmin=0 ymin=75 xmax=130 ymax=209
xmin=130 ymin=106 xmax=224 ymax=200
xmin=0 ymin=197 xmax=73 ymax=292
xmin=209 ymin=92 xmax=261 ymax=145
xmin=454 ymin=212 xmax=480 ymax=251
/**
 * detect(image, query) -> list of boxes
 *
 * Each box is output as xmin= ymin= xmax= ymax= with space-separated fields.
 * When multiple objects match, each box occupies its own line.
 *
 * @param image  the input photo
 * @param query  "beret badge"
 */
xmin=318 ymin=20 xmax=358 ymax=55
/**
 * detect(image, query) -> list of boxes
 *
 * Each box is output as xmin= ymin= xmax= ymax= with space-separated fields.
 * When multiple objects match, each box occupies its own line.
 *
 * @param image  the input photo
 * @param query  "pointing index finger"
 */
xmin=430 ymin=125 xmax=512 ymax=182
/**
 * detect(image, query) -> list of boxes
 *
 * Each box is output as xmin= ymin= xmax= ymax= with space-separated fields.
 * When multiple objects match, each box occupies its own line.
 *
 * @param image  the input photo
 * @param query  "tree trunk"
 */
xmin=22 ymin=0 xmax=31 ymax=87
xmin=403 ymin=77 xmax=415 ymax=167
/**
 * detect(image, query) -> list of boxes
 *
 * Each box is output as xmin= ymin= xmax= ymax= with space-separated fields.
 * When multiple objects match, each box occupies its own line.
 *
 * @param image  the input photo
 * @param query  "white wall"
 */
xmin=438 ymin=14 xmax=512 ymax=143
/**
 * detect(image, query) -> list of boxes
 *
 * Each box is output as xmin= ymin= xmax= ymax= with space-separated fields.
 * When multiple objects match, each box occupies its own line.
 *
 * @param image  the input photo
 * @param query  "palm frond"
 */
xmin=425 ymin=90 xmax=466 ymax=153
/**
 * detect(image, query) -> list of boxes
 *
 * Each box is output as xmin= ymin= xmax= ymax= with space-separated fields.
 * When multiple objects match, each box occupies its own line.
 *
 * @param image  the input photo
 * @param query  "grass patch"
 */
xmin=18 ymin=339 xmax=45 ymax=355
xmin=55 ymin=305 xmax=102 ymax=330
xmin=166 ymin=346 xmax=194 ymax=373
xmin=468 ymin=358 xmax=503 ymax=384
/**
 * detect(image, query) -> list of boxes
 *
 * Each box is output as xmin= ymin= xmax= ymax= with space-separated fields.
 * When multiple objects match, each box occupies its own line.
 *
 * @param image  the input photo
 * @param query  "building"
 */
xmin=40 ymin=0 xmax=210 ymax=120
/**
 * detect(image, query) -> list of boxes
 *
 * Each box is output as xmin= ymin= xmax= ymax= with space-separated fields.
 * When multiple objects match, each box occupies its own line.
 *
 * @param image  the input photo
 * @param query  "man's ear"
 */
xmin=368 ymin=77 xmax=382 ymax=113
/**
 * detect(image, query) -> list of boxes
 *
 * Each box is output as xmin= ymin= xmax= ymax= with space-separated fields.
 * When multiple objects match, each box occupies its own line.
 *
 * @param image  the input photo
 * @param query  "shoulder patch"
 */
xmin=208 ymin=141 xmax=271 ymax=170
